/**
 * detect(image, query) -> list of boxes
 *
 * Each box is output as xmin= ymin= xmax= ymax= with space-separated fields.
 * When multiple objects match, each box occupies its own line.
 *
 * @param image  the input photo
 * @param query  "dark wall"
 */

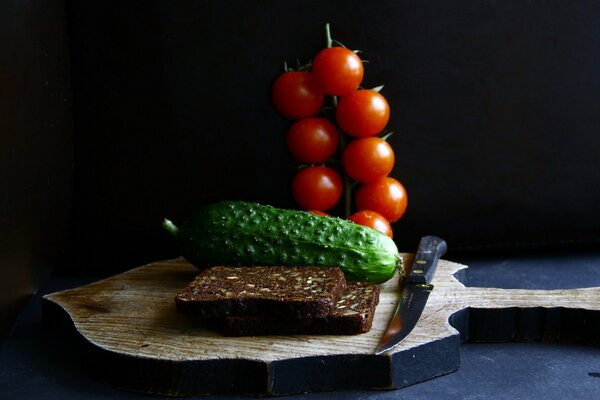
xmin=0 ymin=0 xmax=73 ymax=336
xmin=65 ymin=0 xmax=600 ymax=272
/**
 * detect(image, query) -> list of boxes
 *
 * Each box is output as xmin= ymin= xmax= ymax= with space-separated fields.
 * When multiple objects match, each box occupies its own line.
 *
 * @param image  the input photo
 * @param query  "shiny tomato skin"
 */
xmin=355 ymin=177 xmax=407 ymax=222
xmin=311 ymin=47 xmax=364 ymax=96
xmin=292 ymin=166 xmax=342 ymax=211
xmin=336 ymin=90 xmax=390 ymax=137
xmin=307 ymin=209 xmax=330 ymax=217
xmin=272 ymin=72 xmax=324 ymax=119
xmin=342 ymin=137 xmax=394 ymax=183
xmin=286 ymin=118 xmax=339 ymax=163
xmin=348 ymin=210 xmax=393 ymax=239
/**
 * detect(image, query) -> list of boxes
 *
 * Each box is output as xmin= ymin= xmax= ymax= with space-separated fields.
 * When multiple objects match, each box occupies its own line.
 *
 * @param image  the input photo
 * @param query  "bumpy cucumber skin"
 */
xmin=178 ymin=201 xmax=403 ymax=283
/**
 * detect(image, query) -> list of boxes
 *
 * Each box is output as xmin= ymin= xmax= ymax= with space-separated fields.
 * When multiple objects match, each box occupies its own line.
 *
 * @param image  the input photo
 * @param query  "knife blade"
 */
xmin=375 ymin=235 xmax=447 ymax=355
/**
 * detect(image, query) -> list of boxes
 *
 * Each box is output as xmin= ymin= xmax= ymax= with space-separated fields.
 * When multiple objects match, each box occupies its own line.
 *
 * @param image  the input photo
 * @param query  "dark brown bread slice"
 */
xmin=175 ymin=266 xmax=346 ymax=318
xmin=221 ymin=282 xmax=380 ymax=336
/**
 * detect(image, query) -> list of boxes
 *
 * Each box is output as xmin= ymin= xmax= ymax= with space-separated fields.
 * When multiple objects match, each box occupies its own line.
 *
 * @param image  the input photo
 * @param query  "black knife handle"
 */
xmin=406 ymin=236 xmax=447 ymax=285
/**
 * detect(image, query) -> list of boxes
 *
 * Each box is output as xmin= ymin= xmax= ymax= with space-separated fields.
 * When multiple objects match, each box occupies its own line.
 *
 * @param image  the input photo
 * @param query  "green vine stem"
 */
xmin=325 ymin=23 xmax=333 ymax=49
xmin=325 ymin=22 xmax=352 ymax=218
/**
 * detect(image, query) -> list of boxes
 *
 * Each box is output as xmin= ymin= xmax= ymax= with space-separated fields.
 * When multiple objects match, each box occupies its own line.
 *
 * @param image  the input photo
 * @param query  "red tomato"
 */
xmin=291 ymin=166 xmax=342 ymax=211
xmin=355 ymin=177 xmax=407 ymax=222
xmin=307 ymin=210 xmax=330 ymax=217
xmin=348 ymin=210 xmax=393 ymax=239
xmin=336 ymin=90 xmax=390 ymax=137
xmin=311 ymin=47 xmax=364 ymax=96
xmin=286 ymin=118 xmax=339 ymax=163
xmin=272 ymin=72 xmax=324 ymax=119
xmin=342 ymin=137 xmax=394 ymax=183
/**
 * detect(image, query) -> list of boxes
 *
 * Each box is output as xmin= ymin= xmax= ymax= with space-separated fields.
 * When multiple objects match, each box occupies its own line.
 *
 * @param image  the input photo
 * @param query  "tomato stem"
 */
xmin=381 ymin=131 xmax=395 ymax=141
xmin=340 ymin=137 xmax=352 ymax=218
xmin=325 ymin=22 xmax=333 ymax=48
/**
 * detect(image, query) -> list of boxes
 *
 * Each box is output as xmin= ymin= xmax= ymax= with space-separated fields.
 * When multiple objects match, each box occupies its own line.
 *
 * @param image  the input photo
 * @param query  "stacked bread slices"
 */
xmin=175 ymin=265 xmax=380 ymax=336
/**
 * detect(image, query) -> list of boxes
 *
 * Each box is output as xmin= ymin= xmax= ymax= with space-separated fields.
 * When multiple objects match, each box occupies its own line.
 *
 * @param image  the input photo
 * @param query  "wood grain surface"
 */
xmin=42 ymin=256 xmax=600 ymax=396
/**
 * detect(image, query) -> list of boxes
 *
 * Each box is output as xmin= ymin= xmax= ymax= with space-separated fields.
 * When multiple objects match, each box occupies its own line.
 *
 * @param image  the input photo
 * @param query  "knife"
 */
xmin=375 ymin=235 xmax=447 ymax=355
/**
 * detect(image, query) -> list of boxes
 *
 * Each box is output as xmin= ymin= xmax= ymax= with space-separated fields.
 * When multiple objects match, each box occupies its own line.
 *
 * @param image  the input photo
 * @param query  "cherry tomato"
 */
xmin=307 ymin=210 xmax=330 ymax=217
xmin=291 ymin=166 xmax=342 ymax=211
xmin=336 ymin=90 xmax=390 ymax=137
xmin=311 ymin=47 xmax=364 ymax=96
xmin=355 ymin=177 xmax=407 ymax=222
xmin=348 ymin=210 xmax=393 ymax=239
xmin=272 ymin=71 xmax=324 ymax=119
xmin=286 ymin=118 xmax=339 ymax=163
xmin=342 ymin=137 xmax=394 ymax=183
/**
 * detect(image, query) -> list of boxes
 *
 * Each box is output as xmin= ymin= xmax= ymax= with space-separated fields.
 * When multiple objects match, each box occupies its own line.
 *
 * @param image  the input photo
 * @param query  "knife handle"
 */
xmin=406 ymin=236 xmax=447 ymax=285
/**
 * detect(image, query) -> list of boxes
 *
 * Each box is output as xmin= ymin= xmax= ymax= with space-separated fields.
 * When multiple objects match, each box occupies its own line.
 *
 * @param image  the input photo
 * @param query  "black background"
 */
xmin=63 ymin=0 xmax=600 ymax=272
xmin=2 ymin=0 xmax=600 ymax=391
xmin=3 ymin=0 xmax=600 ymax=379
xmin=0 ymin=0 xmax=72 ymax=335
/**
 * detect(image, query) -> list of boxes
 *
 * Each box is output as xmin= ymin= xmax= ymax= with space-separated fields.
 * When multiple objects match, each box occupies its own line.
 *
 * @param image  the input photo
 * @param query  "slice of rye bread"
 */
xmin=221 ymin=282 xmax=380 ymax=336
xmin=175 ymin=266 xmax=347 ymax=318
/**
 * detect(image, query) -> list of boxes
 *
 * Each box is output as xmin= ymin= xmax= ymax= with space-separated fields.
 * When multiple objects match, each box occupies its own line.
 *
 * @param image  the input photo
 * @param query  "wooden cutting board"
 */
xmin=42 ymin=256 xmax=600 ymax=396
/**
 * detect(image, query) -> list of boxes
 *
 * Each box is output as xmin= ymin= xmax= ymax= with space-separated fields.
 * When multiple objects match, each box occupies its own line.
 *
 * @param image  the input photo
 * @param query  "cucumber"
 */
xmin=163 ymin=201 xmax=402 ymax=283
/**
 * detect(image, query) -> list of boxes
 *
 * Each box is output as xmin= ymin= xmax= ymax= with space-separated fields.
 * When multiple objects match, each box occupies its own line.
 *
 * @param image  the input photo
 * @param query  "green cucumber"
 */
xmin=163 ymin=201 xmax=402 ymax=283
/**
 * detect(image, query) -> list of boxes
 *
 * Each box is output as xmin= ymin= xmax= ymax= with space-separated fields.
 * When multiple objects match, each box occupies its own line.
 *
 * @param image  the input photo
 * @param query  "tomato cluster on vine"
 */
xmin=271 ymin=25 xmax=407 ymax=239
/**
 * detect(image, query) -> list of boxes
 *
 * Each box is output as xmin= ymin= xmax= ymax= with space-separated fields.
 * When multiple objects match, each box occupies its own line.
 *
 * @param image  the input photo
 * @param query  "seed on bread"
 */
xmin=222 ymin=281 xmax=380 ymax=336
xmin=175 ymin=265 xmax=346 ymax=318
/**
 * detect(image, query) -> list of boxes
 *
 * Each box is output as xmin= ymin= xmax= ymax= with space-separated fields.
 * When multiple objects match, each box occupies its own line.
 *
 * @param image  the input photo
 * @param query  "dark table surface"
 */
xmin=2 ymin=251 xmax=600 ymax=399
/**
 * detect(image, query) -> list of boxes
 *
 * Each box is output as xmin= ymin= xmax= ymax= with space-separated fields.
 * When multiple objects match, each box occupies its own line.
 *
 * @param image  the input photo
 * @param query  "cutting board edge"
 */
xmin=390 ymin=333 xmax=462 ymax=389
xmin=37 ymin=257 xmax=478 ymax=396
xmin=42 ymin=293 xmax=466 ymax=396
